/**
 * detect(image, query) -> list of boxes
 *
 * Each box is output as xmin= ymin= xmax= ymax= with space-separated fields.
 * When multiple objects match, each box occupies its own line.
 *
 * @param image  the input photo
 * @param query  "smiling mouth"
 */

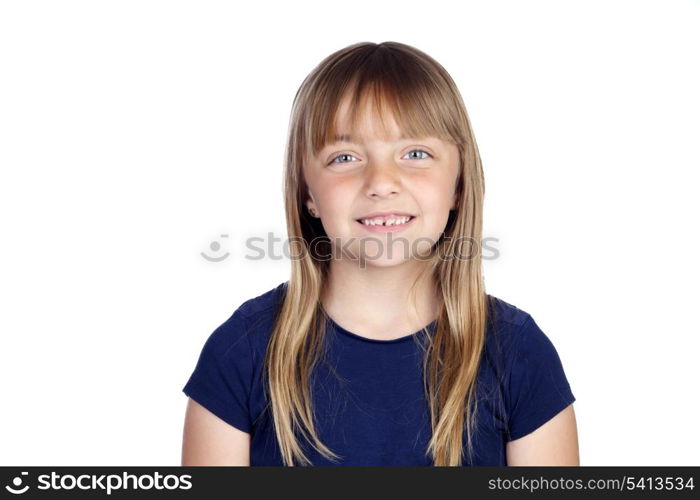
xmin=355 ymin=215 xmax=416 ymax=227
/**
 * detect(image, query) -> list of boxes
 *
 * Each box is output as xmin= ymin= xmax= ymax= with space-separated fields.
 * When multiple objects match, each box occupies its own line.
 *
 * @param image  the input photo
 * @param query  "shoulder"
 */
xmin=183 ymin=282 xmax=288 ymax=433
xmin=484 ymin=296 xmax=576 ymax=442
xmin=486 ymin=293 xmax=531 ymax=330
xmin=236 ymin=280 xmax=288 ymax=319
xmin=223 ymin=280 xmax=288 ymax=357
xmin=484 ymin=294 xmax=531 ymax=355
xmin=187 ymin=281 xmax=287 ymax=391
xmin=486 ymin=295 xmax=574 ymax=396
xmin=483 ymin=294 xmax=565 ymax=375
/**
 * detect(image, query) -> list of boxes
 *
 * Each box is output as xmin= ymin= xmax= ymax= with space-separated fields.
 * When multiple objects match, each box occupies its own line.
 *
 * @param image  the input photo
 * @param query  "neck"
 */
xmin=321 ymin=257 xmax=440 ymax=337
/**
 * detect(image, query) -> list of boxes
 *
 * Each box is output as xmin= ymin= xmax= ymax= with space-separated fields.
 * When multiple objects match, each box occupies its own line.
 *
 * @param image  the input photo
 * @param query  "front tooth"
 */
xmin=362 ymin=216 xmax=410 ymax=226
xmin=387 ymin=217 xmax=408 ymax=225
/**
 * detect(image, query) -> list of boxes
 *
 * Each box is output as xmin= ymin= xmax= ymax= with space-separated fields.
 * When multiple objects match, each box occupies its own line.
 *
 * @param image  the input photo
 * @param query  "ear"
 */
xmin=305 ymin=195 xmax=318 ymax=218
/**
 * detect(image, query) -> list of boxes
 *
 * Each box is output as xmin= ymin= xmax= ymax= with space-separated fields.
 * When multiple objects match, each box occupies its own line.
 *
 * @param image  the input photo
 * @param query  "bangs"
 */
xmin=302 ymin=46 xmax=465 ymax=160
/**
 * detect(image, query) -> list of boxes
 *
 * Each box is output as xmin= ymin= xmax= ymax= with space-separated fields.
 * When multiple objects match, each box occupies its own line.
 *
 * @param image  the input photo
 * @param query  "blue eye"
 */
xmin=328 ymin=149 xmax=432 ymax=165
xmin=329 ymin=153 xmax=357 ymax=164
xmin=405 ymin=149 xmax=432 ymax=160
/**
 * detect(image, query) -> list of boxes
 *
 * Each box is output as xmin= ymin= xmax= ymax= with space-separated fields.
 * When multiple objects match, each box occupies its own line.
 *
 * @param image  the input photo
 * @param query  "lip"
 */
xmin=355 ymin=215 xmax=417 ymax=233
xmin=356 ymin=211 xmax=416 ymax=220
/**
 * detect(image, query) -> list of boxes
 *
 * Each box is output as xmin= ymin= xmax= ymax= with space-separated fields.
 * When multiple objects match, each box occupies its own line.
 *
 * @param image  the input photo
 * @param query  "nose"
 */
xmin=362 ymin=157 xmax=402 ymax=199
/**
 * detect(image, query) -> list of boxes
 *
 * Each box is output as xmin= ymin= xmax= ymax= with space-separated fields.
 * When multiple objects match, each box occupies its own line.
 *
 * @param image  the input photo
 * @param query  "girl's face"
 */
xmin=303 ymin=93 xmax=460 ymax=267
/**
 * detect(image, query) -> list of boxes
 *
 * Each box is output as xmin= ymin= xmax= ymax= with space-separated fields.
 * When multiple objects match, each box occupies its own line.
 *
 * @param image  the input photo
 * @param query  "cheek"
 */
xmin=315 ymin=179 xmax=356 ymax=210
xmin=312 ymin=187 xmax=356 ymax=235
xmin=412 ymin=181 xmax=454 ymax=211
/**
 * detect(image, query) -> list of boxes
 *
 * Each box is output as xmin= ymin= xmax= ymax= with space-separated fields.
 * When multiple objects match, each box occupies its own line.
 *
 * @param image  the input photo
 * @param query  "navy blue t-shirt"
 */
xmin=182 ymin=281 xmax=576 ymax=466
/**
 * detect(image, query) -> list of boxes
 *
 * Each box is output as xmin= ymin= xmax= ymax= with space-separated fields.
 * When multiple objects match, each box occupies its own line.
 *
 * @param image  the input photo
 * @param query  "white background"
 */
xmin=1 ymin=0 xmax=698 ymax=466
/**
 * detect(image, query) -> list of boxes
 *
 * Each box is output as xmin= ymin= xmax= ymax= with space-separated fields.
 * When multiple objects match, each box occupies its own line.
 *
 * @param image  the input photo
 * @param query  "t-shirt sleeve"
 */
xmin=506 ymin=314 xmax=576 ymax=441
xmin=182 ymin=308 xmax=254 ymax=433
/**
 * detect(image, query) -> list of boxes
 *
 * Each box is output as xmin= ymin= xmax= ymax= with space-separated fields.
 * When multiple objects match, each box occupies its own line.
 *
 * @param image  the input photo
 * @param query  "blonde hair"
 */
xmin=264 ymin=41 xmax=489 ymax=466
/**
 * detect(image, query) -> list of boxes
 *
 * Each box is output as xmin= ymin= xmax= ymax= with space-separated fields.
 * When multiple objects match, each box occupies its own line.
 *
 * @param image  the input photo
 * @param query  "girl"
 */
xmin=181 ymin=41 xmax=579 ymax=466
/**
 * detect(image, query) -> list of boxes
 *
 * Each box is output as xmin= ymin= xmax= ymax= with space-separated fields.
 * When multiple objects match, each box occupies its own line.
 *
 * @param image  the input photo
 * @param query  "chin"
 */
xmin=356 ymin=255 xmax=414 ymax=269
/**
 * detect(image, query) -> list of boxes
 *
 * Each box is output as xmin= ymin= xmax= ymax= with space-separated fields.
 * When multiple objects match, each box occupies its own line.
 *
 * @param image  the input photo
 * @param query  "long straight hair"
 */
xmin=264 ymin=41 xmax=489 ymax=466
